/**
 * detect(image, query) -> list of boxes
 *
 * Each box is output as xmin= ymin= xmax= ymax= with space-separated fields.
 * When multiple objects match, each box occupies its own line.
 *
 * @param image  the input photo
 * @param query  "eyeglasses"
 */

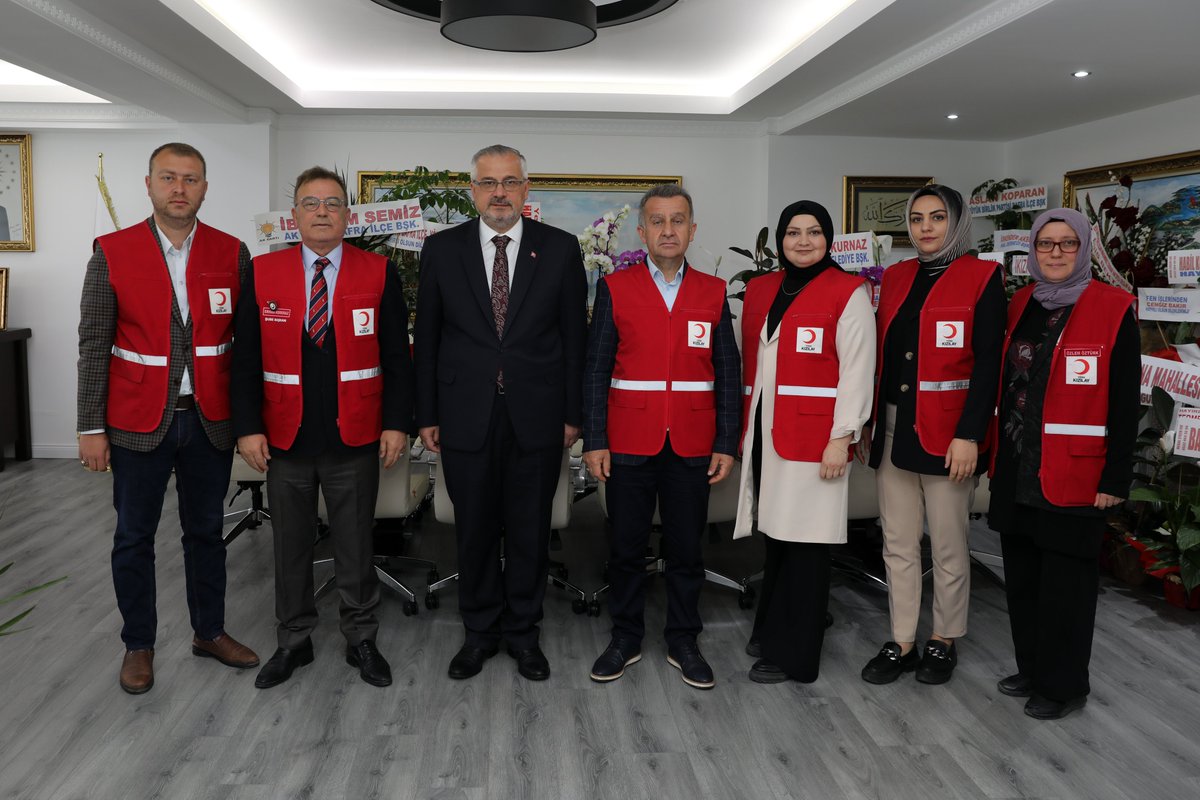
xmin=1034 ymin=239 xmax=1081 ymax=253
xmin=472 ymin=178 xmax=527 ymax=192
xmin=297 ymin=196 xmax=346 ymax=212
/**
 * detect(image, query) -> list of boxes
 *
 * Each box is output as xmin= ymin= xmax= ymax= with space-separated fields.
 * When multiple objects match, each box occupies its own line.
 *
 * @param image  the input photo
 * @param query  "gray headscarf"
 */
xmin=1028 ymin=207 xmax=1093 ymax=310
xmin=906 ymin=184 xmax=974 ymax=269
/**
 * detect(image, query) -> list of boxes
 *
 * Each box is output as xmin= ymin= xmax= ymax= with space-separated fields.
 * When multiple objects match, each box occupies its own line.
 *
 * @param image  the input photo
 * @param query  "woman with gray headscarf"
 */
xmin=986 ymin=207 xmax=1138 ymax=720
xmin=861 ymin=184 xmax=1006 ymax=687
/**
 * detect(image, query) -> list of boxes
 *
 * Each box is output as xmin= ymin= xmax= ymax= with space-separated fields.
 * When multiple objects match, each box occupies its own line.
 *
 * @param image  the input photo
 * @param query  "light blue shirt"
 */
xmin=647 ymin=256 xmax=686 ymax=311
xmin=156 ymin=222 xmax=196 ymax=394
xmin=302 ymin=243 xmax=342 ymax=332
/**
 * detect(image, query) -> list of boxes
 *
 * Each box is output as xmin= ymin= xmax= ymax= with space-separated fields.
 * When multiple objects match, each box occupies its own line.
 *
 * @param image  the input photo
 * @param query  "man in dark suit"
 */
xmin=77 ymin=142 xmax=259 ymax=694
xmin=415 ymin=144 xmax=587 ymax=681
xmin=582 ymin=185 xmax=740 ymax=689
xmin=231 ymin=166 xmax=414 ymax=689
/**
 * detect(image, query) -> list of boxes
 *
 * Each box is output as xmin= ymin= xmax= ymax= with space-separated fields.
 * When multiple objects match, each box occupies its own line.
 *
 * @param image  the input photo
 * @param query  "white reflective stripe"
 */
xmin=918 ymin=379 xmax=971 ymax=391
xmin=111 ymin=345 xmax=167 ymax=367
xmin=263 ymin=371 xmax=300 ymax=385
xmin=671 ymin=381 xmax=715 ymax=391
xmin=777 ymin=385 xmax=837 ymax=398
xmin=194 ymin=341 xmax=232 ymax=357
xmin=340 ymin=366 xmax=382 ymax=382
xmin=743 ymin=385 xmax=753 ymax=396
xmin=1044 ymin=423 xmax=1107 ymax=437
xmin=611 ymin=379 xmax=667 ymax=391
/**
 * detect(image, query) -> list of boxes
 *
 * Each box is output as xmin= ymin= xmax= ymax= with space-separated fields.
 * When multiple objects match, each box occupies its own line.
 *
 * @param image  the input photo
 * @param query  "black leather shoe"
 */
xmin=744 ymin=637 xmax=762 ymax=658
xmin=346 ymin=639 xmax=392 ymax=687
xmin=915 ymin=640 xmax=958 ymax=685
xmin=748 ymin=659 xmax=789 ymax=684
xmin=507 ymin=645 xmax=550 ymax=681
xmin=1024 ymin=693 xmax=1087 ymax=720
xmin=590 ymin=639 xmax=641 ymax=682
xmin=667 ymin=640 xmax=715 ymax=689
xmin=448 ymin=644 xmax=499 ymax=680
xmin=255 ymin=640 xmax=314 ymax=689
xmin=861 ymin=641 xmax=919 ymax=685
xmin=997 ymin=673 xmax=1033 ymax=697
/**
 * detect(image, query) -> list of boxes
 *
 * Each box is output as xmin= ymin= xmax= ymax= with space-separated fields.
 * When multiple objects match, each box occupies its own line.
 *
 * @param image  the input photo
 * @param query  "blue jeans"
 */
xmin=109 ymin=410 xmax=233 ymax=649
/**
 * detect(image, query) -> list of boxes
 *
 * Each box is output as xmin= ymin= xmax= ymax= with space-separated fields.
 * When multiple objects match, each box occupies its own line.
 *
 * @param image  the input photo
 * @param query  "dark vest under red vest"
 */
xmin=740 ymin=268 xmax=866 ymax=461
xmin=991 ymin=280 xmax=1134 ymax=506
xmin=96 ymin=219 xmax=240 ymax=432
xmin=604 ymin=263 xmax=726 ymax=457
xmin=874 ymin=255 xmax=999 ymax=456
xmin=253 ymin=244 xmax=387 ymax=450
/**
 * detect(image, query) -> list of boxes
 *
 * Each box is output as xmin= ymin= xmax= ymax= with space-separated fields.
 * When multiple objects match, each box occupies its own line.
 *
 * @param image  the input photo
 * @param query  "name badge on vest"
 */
xmin=796 ymin=327 xmax=823 ymax=354
xmin=1065 ymin=348 xmax=1099 ymax=385
xmin=936 ymin=321 xmax=965 ymax=348
xmin=262 ymin=301 xmax=291 ymax=324
xmin=353 ymin=308 xmax=376 ymax=336
xmin=688 ymin=321 xmax=712 ymax=349
xmin=208 ymin=288 xmax=232 ymax=315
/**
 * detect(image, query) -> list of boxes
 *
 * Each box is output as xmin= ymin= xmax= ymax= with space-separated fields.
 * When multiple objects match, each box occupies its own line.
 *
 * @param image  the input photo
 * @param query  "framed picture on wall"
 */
xmin=842 ymin=175 xmax=933 ymax=249
xmin=0 ymin=266 xmax=9 ymax=329
xmin=358 ymin=171 xmax=681 ymax=256
xmin=0 ymin=134 xmax=35 ymax=252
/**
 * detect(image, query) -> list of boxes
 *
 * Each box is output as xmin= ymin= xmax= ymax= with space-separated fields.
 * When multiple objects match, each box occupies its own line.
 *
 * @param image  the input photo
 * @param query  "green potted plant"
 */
xmin=1 ymin=561 xmax=66 ymax=636
xmin=726 ymin=226 xmax=778 ymax=306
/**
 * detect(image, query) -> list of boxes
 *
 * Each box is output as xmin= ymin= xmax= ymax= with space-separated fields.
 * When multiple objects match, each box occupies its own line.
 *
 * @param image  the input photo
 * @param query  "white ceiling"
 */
xmin=0 ymin=0 xmax=1196 ymax=140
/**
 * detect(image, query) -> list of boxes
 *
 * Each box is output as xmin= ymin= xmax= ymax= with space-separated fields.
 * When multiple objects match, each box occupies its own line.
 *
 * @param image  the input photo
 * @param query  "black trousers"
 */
xmin=1000 ymin=503 xmax=1104 ymax=701
xmin=440 ymin=394 xmax=561 ymax=650
xmin=750 ymin=536 xmax=831 ymax=682
xmin=605 ymin=442 xmax=710 ymax=647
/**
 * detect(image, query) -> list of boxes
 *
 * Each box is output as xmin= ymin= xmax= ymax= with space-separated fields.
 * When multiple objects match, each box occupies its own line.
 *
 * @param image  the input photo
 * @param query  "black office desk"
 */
xmin=0 ymin=327 xmax=32 ymax=470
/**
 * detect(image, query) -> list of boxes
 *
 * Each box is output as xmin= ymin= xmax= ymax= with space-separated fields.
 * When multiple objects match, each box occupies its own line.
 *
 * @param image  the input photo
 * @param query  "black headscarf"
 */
xmin=765 ymin=200 xmax=843 ymax=337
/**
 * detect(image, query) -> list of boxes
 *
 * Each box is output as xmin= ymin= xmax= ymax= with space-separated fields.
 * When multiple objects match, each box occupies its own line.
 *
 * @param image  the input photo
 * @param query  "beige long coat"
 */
xmin=733 ymin=283 xmax=876 ymax=543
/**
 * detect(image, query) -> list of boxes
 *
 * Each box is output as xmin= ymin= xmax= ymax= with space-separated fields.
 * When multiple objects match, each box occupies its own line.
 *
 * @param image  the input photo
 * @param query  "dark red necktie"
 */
xmin=490 ymin=235 xmax=511 ymax=338
xmin=308 ymin=256 xmax=330 ymax=348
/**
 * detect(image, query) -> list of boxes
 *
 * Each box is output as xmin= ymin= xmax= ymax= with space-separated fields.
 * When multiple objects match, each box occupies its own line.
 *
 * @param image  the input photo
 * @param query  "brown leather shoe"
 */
xmin=120 ymin=649 xmax=154 ymax=694
xmin=192 ymin=633 xmax=260 ymax=669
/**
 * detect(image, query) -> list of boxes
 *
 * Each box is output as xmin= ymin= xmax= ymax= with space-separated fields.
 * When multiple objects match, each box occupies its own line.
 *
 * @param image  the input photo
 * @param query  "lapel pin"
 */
xmin=268 ymin=301 xmax=278 ymax=311
xmin=530 ymin=251 xmax=537 ymax=259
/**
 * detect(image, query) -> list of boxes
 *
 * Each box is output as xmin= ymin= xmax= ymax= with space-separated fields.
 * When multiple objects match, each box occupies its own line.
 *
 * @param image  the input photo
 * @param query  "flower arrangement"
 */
xmin=578 ymin=205 xmax=644 ymax=275
xmin=1083 ymin=174 xmax=1161 ymax=288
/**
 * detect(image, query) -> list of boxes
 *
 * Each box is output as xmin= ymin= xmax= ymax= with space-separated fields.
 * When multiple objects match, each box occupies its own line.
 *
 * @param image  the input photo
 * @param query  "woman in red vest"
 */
xmin=732 ymin=200 xmax=876 ymax=683
xmin=987 ymin=207 xmax=1138 ymax=720
xmin=862 ymin=184 xmax=1006 ymax=686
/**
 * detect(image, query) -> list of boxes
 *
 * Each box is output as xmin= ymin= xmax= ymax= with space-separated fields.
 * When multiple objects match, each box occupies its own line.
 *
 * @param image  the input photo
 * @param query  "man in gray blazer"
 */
xmin=77 ymin=142 xmax=259 ymax=694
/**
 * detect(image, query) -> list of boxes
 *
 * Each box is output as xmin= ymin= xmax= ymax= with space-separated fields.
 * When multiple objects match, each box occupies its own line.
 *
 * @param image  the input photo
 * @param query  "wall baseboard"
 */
xmin=32 ymin=445 xmax=81 ymax=459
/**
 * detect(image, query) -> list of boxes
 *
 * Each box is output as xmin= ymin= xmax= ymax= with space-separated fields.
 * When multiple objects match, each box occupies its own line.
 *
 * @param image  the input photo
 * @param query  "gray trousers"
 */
xmin=265 ymin=448 xmax=381 ymax=648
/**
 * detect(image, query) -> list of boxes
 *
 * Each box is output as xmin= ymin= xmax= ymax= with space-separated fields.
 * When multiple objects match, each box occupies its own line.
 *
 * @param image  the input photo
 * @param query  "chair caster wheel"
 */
xmin=403 ymin=600 xmax=419 ymax=616
xmin=587 ymin=600 xmax=602 ymax=617
xmin=738 ymin=588 xmax=756 ymax=609
xmin=425 ymin=592 xmax=440 ymax=610
xmin=427 ymin=569 xmax=440 ymax=584
xmin=572 ymin=598 xmax=586 ymax=614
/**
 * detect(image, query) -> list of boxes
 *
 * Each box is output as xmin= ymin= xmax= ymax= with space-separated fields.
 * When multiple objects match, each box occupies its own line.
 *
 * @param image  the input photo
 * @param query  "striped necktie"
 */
xmin=308 ymin=256 xmax=330 ymax=348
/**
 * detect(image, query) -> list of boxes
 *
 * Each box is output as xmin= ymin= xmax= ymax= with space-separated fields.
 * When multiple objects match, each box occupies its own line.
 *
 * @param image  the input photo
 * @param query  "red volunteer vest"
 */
xmin=253 ymin=244 xmax=387 ymax=450
xmin=740 ymin=269 xmax=866 ymax=461
xmin=874 ymin=255 xmax=999 ymax=456
xmin=97 ymin=219 xmax=241 ymax=432
xmin=990 ymin=281 xmax=1133 ymax=506
xmin=605 ymin=263 xmax=726 ymax=457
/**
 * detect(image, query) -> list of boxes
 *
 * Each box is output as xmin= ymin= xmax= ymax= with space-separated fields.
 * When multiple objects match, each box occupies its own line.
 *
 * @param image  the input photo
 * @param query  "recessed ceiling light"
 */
xmin=946 ymin=113 xmax=959 ymax=120
xmin=1073 ymin=70 xmax=1091 ymax=78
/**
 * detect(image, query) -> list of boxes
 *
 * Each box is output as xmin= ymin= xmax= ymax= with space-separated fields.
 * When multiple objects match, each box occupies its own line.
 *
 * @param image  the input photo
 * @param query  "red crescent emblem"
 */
xmin=215 ymin=290 xmax=227 ymax=305
xmin=692 ymin=323 xmax=705 ymax=338
xmin=801 ymin=329 xmax=817 ymax=344
xmin=358 ymin=311 xmax=371 ymax=326
xmin=941 ymin=323 xmax=958 ymax=339
xmin=1074 ymin=358 xmax=1091 ymax=375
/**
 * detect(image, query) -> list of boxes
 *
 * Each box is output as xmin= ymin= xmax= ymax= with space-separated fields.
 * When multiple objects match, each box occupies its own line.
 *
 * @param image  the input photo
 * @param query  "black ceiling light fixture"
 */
xmin=369 ymin=0 xmax=679 ymax=52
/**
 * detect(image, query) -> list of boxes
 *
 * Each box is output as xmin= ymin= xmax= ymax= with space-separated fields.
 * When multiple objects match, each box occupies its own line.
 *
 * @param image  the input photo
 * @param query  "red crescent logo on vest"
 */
xmin=692 ymin=322 xmax=705 ymax=338
xmin=941 ymin=322 xmax=958 ymax=339
xmin=358 ymin=311 xmax=370 ymax=327
xmin=215 ymin=290 xmax=227 ymax=306
xmin=801 ymin=329 xmax=817 ymax=344
xmin=1074 ymin=358 xmax=1091 ymax=375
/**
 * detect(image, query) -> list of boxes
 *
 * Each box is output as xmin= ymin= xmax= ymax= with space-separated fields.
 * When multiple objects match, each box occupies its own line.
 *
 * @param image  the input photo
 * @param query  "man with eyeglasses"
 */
xmin=78 ymin=142 xmax=259 ymax=694
xmin=231 ymin=166 xmax=414 ymax=689
xmin=415 ymin=144 xmax=587 ymax=681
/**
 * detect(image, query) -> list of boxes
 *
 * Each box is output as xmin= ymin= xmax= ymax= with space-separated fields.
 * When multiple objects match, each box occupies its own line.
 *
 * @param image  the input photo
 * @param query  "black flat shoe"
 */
xmin=915 ymin=640 xmax=957 ymax=685
xmin=1024 ymin=693 xmax=1087 ymax=720
xmin=255 ymin=640 xmax=314 ymax=689
xmin=997 ymin=673 xmax=1033 ymax=697
xmin=861 ymin=641 xmax=919 ymax=685
xmin=507 ymin=645 xmax=550 ymax=681
xmin=748 ymin=659 xmax=789 ymax=684
xmin=590 ymin=639 xmax=641 ymax=682
xmin=448 ymin=644 xmax=499 ymax=680
xmin=346 ymin=639 xmax=392 ymax=687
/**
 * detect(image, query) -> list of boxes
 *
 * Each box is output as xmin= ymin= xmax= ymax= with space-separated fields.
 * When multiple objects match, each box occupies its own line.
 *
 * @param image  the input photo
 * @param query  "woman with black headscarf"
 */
xmin=861 ymin=184 xmax=1006 ymax=687
xmin=732 ymin=200 xmax=875 ymax=683
xmin=987 ymin=207 xmax=1138 ymax=720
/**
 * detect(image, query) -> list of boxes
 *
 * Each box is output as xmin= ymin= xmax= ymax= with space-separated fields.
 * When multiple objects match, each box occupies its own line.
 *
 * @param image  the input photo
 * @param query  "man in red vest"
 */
xmin=231 ymin=167 xmax=414 ymax=689
xmin=583 ymin=185 xmax=741 ymax=689
xmin=78 ymin=142 xmax=259 ymax=694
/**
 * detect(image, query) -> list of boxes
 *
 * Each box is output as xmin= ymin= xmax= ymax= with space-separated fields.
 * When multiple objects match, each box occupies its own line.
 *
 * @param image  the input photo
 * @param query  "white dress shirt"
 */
xmin=479 ymin=217 xmax=523 ymax=290
xmin=301 ymin=243 xmax=343 ymax=333
xmin=156 ymin=223 xmax=196 ymax=395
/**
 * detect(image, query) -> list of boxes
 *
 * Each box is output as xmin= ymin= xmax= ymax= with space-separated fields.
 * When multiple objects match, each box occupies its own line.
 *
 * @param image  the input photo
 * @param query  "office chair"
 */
xmin=223 ymin=456 xmax=270 ymax=544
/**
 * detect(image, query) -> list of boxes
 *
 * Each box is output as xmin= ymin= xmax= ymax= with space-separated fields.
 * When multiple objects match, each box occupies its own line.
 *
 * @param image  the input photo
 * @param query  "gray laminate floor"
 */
xmin=1 ymin=458 xmax=1198 ymax=800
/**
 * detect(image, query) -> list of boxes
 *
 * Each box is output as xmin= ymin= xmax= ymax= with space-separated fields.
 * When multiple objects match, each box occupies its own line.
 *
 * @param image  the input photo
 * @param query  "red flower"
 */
xmin=1107 ymin=205 xmax=1140 ymax=232
xmin=1099 ymin=195 xmax=1118 ymax=211
xmin=1118 ymin=174 xmax=1133 ymax=189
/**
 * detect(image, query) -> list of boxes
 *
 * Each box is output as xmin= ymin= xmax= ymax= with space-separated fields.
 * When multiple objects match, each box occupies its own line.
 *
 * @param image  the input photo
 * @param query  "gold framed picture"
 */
xmin=842 ymin=175 xmax=933 ymax=249
xmin=0 ymin=134 xmax=34 ymax=252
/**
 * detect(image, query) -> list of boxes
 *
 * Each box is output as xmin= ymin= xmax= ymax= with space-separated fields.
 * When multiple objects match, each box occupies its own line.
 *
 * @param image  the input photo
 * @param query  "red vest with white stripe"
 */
xmin=253 ymin=244 xmax=386 ymax=450
xmin=992 ymin=280 xmax=1134 ymax=506
xmin=874 ymin=255 xmax=999 ymax=456
xmin=604 ymin=263 xmax=726 ymax=457
xmin=739 ymin=268 xmax=866 ymax=461
xmin=96 ymin=219 xmax=240 ymax=432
